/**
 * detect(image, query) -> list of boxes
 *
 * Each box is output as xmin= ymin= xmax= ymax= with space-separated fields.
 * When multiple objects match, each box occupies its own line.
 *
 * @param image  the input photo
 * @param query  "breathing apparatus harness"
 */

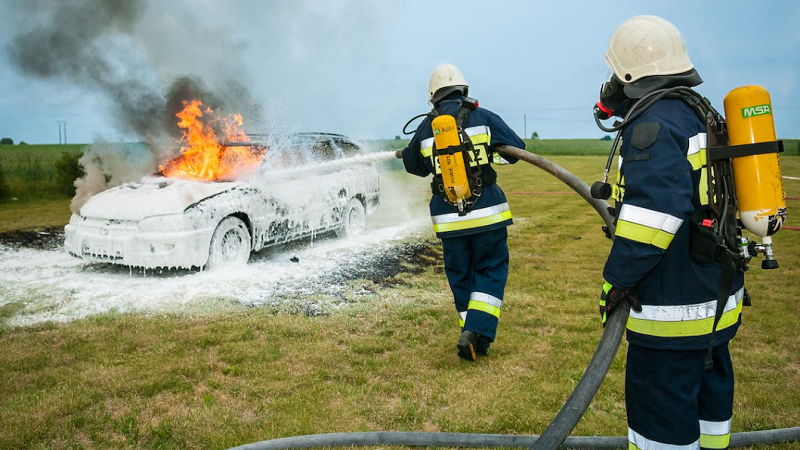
xmin=403 ymin=97 xmax=496 ymax=215
xmin=592 ymin=84 xmax=755 ymax=369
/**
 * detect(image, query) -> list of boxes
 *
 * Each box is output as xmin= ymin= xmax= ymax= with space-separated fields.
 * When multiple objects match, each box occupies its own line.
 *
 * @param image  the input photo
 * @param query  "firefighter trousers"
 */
xmin=626 ymin=342 xmax=735 ymax=450
xmin=441 ymin=227 xmax=509 ymax=351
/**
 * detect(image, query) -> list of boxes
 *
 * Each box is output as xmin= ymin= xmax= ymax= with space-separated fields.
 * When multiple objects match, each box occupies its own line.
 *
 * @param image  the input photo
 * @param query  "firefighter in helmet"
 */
xmin=396 ymin=64 xmax=525 ymax=361
xmin=594 ymin=15 xmax=746 ymax=449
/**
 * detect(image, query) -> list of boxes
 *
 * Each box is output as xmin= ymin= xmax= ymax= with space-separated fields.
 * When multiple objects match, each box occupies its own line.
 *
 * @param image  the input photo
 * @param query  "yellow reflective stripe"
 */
xmin=700 ymin=419 xmax=731 ymax=449
xmin=627 ymin=299 xmax=743 ymax=338
xmin=612 ymin=173 xmax=625 ymax=202
xmin=433 ymin=210 xmax=512 ymax=233
xmin=616 ymin=220 xmax=675 ymax=249
xmin=687 ymin=150 xmax=707 ymax=171
xmin=700 ymin=433 xmax=730 ymax=449
xmin=466 ymin=133 xmax=490 ymax=146
xmin=700 ymin=166 xmax=709 ymax=205
xmin=458 ymin=311 xmax=466 ymax=328
xmin=468 ymin=300 xmax=501 ymax=318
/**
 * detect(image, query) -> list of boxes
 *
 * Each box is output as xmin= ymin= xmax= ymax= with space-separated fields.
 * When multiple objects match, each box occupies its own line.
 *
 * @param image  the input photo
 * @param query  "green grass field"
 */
xmin=0 ymin=146 xmax=798 ymax=449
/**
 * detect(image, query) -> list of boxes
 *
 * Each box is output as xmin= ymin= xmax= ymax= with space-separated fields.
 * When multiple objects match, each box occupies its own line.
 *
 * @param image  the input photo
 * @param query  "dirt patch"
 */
xmin=0 ymin=227 xmax=65 ymax=251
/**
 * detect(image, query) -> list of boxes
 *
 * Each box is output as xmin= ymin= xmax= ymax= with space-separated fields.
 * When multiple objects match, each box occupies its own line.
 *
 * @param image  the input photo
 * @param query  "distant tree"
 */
xmin=0 ymin=162 xmax=8 ymax=200
xmin=0 ymin=137 xmax=13 ymax=145
xmin=54 ymin=152 xmax=85 ymax=197
xmin=601 ymin=135 xmax=612 ymax=141
xmin=531 ymin=132 xmax=539 ymax=140
xmin=395 ymin=135 xmax=401 ymax=140
xmin=18 ymin=141 xmax=27 ymax=145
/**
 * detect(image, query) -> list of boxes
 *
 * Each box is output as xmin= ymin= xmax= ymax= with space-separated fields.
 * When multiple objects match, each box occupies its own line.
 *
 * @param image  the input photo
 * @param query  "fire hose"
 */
xmin=227 ymin=147 xmax=799 ymax=450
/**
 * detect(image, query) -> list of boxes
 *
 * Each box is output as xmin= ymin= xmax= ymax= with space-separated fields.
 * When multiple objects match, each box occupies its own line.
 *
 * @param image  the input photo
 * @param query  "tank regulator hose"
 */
xmin=226 ymin=147 xmax=799 ymax=450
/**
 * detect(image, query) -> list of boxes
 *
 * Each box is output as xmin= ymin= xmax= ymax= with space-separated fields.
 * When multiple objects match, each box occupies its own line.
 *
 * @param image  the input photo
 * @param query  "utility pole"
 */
xmin=56 ymin=120 xmax=68 ymax=144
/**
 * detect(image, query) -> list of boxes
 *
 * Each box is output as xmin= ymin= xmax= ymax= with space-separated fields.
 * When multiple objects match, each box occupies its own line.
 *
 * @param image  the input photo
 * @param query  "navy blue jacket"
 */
xmin=604 ymin=97 xmax=745 ymax=350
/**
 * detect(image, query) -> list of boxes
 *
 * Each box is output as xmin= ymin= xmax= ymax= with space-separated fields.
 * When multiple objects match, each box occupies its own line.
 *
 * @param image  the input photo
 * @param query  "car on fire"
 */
xmin=64 ymin=133 xmax=381 ymax=269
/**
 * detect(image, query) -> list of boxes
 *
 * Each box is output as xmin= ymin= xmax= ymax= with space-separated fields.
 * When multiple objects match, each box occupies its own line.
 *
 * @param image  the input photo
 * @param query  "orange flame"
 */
xmin=159 ymin=99 xmax=263 ymax=181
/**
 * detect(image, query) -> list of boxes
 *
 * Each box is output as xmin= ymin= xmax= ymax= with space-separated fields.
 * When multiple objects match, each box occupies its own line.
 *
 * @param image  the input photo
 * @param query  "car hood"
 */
xmin=78 ymin=176 xmax=243 ymax=221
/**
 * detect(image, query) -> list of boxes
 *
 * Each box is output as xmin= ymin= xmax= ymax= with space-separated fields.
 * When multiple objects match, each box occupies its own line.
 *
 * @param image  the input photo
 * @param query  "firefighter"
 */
xmin=594 ymin=16 xmax=746 ymax=449
xmin=396 ymin=64 xmax=525 ymax=361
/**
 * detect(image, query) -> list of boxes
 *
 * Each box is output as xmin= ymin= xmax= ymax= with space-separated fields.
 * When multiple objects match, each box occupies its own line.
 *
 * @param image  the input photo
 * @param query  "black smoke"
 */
xmin=4 ymin=0 xmax=263 ymax=145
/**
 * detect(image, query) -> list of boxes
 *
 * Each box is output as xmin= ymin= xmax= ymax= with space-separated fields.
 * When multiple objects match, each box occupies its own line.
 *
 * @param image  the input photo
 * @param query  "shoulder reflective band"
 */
xmin=420 ymin=137 xmax=434 ymax=158
xmin=627 ymin=287 xmax=744 ymax=337
xmin=467 ymin=291 xmax=503 ymax=319
xmin=615 ymin=204 xmax=683 ymax=249
xmin=700 ymin=419 xmax=732 ymax=450
xmin=432 ymin=202 xmax=512 ymax=233
xmin=687 ymin=133 xmax=708 ymax=171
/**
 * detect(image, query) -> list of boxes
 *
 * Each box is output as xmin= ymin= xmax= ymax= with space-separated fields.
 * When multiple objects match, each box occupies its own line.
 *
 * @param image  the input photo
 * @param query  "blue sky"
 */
xmin=1 ymin=0 xmax=798 ymax=145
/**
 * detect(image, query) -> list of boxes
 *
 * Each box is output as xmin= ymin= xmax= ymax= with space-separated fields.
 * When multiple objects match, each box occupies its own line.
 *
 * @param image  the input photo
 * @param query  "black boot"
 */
xmin=457 ymin=330 xmax=479 ymax=361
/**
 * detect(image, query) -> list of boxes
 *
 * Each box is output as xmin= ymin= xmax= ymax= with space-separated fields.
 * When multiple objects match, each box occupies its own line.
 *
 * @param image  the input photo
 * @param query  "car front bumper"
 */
xmin=64 ymin=217 xmax=215 ymax=269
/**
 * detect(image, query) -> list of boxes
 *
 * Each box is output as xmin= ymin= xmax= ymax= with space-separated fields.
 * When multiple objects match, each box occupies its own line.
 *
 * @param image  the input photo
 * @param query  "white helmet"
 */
xmin=428 ymin=64 xmax=468 ymax=104
xmin=605 ymin=15 xmax=693 ymax=84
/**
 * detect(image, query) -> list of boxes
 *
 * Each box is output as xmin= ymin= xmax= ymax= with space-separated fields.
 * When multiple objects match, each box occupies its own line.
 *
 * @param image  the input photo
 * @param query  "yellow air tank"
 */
xmin=723 ymin=85 xmax=787 ymax=269
xmin=432 ymin=114 xmax=471 ymax=211
xmin=723 ymin=85 xmax=787 ymax=241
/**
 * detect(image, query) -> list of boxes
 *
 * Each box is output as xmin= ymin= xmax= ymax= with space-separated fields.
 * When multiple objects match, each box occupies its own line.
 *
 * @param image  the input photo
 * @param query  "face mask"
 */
xmin=594 ymin=74 xmax=627 ymax=120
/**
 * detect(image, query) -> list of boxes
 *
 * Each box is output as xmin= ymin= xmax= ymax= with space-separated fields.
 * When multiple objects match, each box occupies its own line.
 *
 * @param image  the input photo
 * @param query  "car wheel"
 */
xmin=337 ymin=198 xmax=366 ymax=238
xmin=207 ymin=216 xmax=251 ymax=269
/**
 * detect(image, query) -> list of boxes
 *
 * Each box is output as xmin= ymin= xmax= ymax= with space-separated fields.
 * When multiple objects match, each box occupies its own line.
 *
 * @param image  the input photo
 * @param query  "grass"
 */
xmin=0 ymin=151 xmax=798 ymax=449
xmin=0 ymin=144 xmax=88 ymax=200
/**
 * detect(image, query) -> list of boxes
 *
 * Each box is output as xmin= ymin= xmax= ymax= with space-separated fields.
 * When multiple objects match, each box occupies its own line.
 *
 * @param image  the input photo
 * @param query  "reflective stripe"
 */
xmin=700 ymin=418 xmax=732 ymax=435
xmin=700 ymin=419 xmax=732 ymax=449
xmin=432 ymin=202 xmax=512 ymax=233
xmin=686 ymin=133 xmax=707 ymax=166
xmin=619 ymin=204 xmax=683 ymax=234
xmin=459 ymin=310 xmax=467 ymax=328
xmin=464 ymin=125 xmax=490 ymax=144
xmin=468 ymin=302 xmax=501 ymax=318
xmin=629 ymin=428 xmax=698 ymax=450
xmin=628 ymin=288 xmax=744 ymax=337
xmin=686 ymin=133 xmax=710 ymax=205
xmin=616 ymin=204 xmax=682 ymax=249
xmin=468 ymin=292 xmax=503 ymax=319
xmin=420 ymin=137 xmax=434 ymax=158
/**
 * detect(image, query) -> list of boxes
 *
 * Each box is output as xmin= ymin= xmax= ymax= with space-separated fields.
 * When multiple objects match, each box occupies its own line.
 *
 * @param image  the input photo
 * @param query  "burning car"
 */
xmin=64 ymin=132 xmax=381 ymax=269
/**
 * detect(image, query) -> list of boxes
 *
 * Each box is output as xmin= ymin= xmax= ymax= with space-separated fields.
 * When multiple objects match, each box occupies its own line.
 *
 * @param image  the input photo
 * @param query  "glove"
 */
xmin=594 ymin=76 xmax=626 ymax=121
xmin=599 ymin=281 xmax=642 ymax=327
xmin=395 ymin=149 xmax=404 ymax=159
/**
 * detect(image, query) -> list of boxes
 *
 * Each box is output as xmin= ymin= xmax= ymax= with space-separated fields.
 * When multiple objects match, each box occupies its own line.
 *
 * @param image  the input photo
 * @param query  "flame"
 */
xmin=159 ymin=99 xmax=263 ymax=181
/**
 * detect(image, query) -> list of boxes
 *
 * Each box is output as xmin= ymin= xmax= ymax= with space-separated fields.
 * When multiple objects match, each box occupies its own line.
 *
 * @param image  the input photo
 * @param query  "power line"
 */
xmin=56 ymin=120 xmax=68 ymax=144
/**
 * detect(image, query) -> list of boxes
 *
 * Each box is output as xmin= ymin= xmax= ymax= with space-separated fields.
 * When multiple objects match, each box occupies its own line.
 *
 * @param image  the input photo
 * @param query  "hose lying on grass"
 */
xmin=226 ymin=148 xmax=799 ymax=450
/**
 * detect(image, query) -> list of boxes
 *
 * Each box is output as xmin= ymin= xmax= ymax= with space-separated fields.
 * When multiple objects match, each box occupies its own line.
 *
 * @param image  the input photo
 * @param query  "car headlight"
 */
xmin=137 ymin=214 xmax=186 ymax=232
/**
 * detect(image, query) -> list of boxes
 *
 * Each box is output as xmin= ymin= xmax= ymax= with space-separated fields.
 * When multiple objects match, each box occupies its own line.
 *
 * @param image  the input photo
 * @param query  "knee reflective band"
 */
xmin=224 ymin=147 xmax=798 ymax=450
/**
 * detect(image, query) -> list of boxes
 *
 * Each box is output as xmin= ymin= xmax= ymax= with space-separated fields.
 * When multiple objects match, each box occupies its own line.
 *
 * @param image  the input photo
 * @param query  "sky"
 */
xmin=0 ymin=0 xmax=798 ymax=146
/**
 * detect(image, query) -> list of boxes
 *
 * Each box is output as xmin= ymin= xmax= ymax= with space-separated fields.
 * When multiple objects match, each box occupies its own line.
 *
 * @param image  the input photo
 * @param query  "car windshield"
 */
xmin=239 ymin=133 xmax=362 ymax=169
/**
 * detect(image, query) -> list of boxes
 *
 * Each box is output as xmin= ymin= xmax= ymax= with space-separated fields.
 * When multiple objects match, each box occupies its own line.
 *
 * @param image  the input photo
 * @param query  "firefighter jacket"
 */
xmin=400 ymin=97 xmax=525 ymax=239
xmin=603 ymin=97 xmax=745 ymax=351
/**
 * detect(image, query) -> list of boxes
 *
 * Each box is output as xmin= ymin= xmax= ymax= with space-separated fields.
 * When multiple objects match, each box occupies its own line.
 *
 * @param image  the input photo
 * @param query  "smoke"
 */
xmin=70 ymin=141 xmax=157 ymax=213
xmin=3 ymin=0 xmax=264 ymax=201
